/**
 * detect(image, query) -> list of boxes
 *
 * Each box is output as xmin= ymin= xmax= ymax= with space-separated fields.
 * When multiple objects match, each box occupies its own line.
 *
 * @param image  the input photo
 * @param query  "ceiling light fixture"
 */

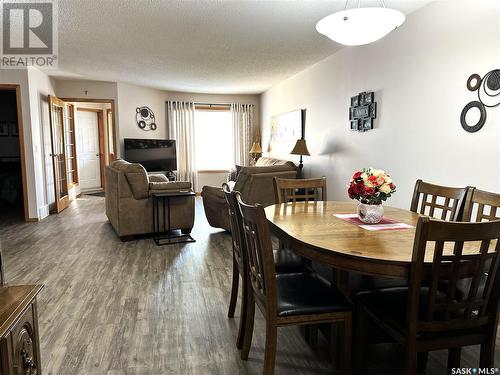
xmin=316 ymin=0 xmax=405 ymax=46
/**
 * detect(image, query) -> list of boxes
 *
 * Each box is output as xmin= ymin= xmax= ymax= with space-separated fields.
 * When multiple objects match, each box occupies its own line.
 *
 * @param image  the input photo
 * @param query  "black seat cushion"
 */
xmin=276 ymin=272 xmax=352 ymax=317
xmin=274 ymin=249 xmax=310 ymax=273
xmin=355 ymin=286 xmax=455 ymax=335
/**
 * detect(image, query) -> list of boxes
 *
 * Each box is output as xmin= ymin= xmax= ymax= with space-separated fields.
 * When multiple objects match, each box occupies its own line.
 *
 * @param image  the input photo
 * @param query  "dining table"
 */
xmin=264 ymin=201 xmax=489 ymax=287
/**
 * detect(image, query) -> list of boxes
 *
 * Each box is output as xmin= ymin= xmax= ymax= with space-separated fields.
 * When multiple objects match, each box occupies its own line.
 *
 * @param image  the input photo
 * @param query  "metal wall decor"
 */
xmin=461 ymin=69 xmax=500 ymax=133
xmin=349 ymin=91 xmax=377 ymax=132
xmin=136 ymin=106 xmax=157 ymax=131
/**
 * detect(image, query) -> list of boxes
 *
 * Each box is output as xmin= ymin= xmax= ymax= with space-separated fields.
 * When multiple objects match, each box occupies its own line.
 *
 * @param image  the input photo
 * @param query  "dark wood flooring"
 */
xmin=0 ymin=196 xmax=498 ymax=374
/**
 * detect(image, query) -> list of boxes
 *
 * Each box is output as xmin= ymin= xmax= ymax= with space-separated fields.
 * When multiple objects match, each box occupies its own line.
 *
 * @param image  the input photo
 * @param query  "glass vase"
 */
xmin=357 ymin=202 xmax=384 ymax=224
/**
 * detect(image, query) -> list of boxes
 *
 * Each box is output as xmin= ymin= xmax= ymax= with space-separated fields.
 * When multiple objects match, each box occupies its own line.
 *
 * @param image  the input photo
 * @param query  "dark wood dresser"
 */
xmin=0 ymin=285 xmax=43 ymax=375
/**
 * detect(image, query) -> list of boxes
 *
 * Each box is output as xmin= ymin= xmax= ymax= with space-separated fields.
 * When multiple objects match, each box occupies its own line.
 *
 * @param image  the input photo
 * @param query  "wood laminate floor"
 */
xmin=0 ymin=196 xmax=498 ymax=375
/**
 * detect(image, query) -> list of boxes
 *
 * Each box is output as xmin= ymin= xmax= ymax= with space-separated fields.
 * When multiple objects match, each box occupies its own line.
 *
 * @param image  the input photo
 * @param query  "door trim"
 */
xmin=0 ymin=85 xmax=29 ymax=222
xmin=76 ymin=108 xmax=105 ymax=189
xmin=60 ymin=98 xmax=117 ymax=162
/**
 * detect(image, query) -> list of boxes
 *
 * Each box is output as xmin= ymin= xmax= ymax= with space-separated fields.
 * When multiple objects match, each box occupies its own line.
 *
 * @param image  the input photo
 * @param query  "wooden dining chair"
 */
xmin=463 ymin=188 xmax=500 ymax=222
xmin=223 ymin=184 xmax=311 ymax=350
xmin=410 ymin=179 xmax=469 ymax=221
xmin=354 ymin=217 xmax=500 ymax=375
xmin=273 ymin=176 xmax=327 ymax=204
xmin=236 ymin=193 xmax=352 ymax=375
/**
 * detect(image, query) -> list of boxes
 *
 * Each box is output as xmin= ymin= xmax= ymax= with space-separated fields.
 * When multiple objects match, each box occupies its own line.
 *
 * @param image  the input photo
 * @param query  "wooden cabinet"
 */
xmin=0 ymin=285 xmax=43 ymax=375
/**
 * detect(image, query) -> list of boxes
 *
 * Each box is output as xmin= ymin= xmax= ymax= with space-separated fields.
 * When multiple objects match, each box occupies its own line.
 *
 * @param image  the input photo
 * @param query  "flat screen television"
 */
xmin=124 ymin=138 xmax=177 ymax=172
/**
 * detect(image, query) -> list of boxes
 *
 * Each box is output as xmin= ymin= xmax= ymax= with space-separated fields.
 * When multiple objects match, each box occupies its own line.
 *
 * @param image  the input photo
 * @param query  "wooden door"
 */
xmin=76 ymin=110 xmax=102 ymax=190
xmin=48 ymin=95 xmax=70 ymax=213
xmin=106 ymin=109 xmax=116 ymax=163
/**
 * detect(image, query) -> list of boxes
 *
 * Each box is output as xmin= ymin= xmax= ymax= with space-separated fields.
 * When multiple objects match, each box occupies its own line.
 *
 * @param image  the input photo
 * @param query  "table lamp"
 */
xmin=290 ymin=139 xmax=310 ymax=175
xmin=249 ymin=141 xmax=262 ymax=165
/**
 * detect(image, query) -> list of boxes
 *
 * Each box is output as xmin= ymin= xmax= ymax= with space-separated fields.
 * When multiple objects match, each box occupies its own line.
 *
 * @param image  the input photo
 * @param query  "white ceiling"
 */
xmin=54 ymin=0 xmax=433 ymax=94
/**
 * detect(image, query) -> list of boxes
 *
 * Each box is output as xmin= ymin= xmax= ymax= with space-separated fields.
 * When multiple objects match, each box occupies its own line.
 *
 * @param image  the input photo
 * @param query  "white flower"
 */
xmin=361 ymin=173 xmax=368 ymax=181
xmin=380 ymin=184 xmax=391 ymax=194
xmin=371 ymin=169 xmax=385 ymax=177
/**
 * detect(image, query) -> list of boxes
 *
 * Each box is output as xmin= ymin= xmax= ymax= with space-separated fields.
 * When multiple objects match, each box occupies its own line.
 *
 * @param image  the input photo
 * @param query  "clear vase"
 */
xmin=357 ymin=202 xmax=384 ymax=224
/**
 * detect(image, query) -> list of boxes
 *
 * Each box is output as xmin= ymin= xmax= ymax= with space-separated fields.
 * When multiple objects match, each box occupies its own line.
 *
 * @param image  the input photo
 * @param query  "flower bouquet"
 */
xmin=348 ymin=168 xmax=396 ymax=223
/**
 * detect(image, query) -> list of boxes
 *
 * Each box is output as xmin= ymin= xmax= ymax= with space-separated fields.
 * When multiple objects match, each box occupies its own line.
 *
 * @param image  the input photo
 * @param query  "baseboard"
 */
xmin=26 ymin=217 xmax=39 ymax=223
xmin=38 ymin=205 xmax=50 ymax=220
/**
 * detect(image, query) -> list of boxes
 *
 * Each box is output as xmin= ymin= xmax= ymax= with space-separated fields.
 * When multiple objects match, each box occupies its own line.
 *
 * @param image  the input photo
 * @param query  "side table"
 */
xmin=152 ymin=191 xmax=196 ymax=246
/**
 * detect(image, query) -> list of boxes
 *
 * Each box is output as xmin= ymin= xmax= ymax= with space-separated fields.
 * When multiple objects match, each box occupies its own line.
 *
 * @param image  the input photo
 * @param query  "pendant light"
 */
xmin=316 ymin=0 xmax=405 ymax=46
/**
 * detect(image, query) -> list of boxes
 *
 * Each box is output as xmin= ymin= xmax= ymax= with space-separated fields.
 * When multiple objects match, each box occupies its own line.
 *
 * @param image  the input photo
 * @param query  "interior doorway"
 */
xmin=0 ymin=86 xmax=28 ymax=223
xmin=47 ymin=96 xmax=116 ymax=213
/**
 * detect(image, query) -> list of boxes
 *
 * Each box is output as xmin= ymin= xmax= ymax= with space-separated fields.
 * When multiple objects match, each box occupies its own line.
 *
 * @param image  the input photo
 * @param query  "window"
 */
xmin=194 ymin=108 xmax=232 ymax=170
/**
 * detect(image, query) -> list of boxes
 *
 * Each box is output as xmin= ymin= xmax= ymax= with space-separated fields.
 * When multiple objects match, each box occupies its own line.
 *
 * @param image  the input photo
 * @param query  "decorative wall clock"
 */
xmin=349 ymin=91 xmax=377 ymax=132
xmin=461 ymin=69 xmax=499 ymax=133
xmin=136 ymin=106 xmax=157 ymax=131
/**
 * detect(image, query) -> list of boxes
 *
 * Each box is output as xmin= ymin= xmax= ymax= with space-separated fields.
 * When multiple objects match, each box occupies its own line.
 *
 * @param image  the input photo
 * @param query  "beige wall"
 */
xmin=261 ymin=0 xmax=500 ymax=209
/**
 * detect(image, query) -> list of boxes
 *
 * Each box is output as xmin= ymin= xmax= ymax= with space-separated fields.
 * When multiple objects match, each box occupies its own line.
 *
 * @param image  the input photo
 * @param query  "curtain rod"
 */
xmin=194 ymin=102 xmax=231 ymax=107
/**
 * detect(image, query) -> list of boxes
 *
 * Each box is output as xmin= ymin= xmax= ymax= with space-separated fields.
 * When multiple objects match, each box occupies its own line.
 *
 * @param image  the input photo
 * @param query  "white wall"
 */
xmin=261 ymin=1 xmax=500 ymax=209
xmin=116 ymin=82 xmax=167 ymax=156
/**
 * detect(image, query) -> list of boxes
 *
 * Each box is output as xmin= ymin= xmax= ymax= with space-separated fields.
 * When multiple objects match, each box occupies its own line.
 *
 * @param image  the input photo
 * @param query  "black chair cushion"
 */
xmin=355 ymin=286 xmax=454 ymax=335
xmin=276 ymin=272 xmax=352 ymax=317
xmin=274 ymin=249 xmax=310 ymax=273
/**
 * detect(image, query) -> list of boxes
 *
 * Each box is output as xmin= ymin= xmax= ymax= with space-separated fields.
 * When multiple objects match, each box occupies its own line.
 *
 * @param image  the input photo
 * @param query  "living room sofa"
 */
xmin=105 ymin=160 xmax=195 ymax=240
xmin=201 ymin=157 xmax=297 ymax=231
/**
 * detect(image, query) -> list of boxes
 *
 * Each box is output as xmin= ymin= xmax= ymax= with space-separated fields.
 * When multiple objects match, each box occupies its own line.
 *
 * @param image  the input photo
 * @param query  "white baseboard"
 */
xmin=38 ymin=205 xmax=50 ymax=220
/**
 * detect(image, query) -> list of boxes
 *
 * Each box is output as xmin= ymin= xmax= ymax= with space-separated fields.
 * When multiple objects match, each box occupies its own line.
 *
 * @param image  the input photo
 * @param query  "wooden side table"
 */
xmin=0 ymin=284 xmax=43 ymax=375
xmin=152 ymin=190 xmax=196 ymax=246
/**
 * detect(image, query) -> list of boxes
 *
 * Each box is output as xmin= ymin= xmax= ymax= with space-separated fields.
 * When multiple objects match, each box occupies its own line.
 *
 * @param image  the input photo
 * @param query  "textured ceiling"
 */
xmin=54 ymin=0 xmax=433 ymax=94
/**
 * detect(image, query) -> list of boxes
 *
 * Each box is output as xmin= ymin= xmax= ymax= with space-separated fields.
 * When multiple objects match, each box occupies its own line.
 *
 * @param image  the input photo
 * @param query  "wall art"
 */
xmin=349 ymin=91 xmax=376 ymax=132
xmin=461 ymin=69 xmax=499 ymax=133
xmin=136 ymin=106 xmax=157 ymax=131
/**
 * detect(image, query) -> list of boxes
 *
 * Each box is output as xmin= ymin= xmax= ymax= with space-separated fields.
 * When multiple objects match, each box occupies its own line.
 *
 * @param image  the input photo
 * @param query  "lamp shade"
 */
xmin=316 ymin=7 xmax=405 ymax=46
xmin=249 ymin=141 xmax=262 ymax=154
xmin=290 ymin=139 xmax=310 ymax=156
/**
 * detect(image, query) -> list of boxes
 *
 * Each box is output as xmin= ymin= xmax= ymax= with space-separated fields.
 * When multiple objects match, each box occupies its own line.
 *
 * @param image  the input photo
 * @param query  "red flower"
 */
xmin=368 ymin=175 xmax=378 ymax=185
xmin=352 ymin=171 xmax=362 ymax=180
xmin=348 ymin=186 xmax=355 ymax=198
xmin=389 ymin=183 xmax=396 ymax=190
xmin=364 ymin=187 xmax=375 ymax=196
xmin=353 ymin=182 xmax=365 ymax=195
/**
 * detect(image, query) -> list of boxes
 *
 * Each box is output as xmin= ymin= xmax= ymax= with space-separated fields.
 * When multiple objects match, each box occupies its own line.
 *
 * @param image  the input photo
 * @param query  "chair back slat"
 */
xmin=410 ymin=180 xmax=469 ymax=221
xmin=273 ymin=177 xmax=327 ymax=204
xmin=236 ymin=193 xmax=277 ymax=313
xmin=409 ymin=217 xmax=500 ymax=334
xmin=222 ymin=184 xmax=246 ymax=272
xmin=463 ymin=189 xmax=500 ymax=222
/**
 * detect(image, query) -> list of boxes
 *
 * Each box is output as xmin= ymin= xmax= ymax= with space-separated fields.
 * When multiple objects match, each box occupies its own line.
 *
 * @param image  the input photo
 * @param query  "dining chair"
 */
xmin=463 ymin=188 xmax=500 ymax=222
xmin=410 ymin=179 xmax=469 ymax=221
xmin=236 ymin=193 xmax=352 ymax=375
xmin=273 ymin=176 xmax=327 ymax=204
xmin=223 ymin=184 xmax=311 ymax=350
xmin=354 ymin=217 xmax=500 ymax=375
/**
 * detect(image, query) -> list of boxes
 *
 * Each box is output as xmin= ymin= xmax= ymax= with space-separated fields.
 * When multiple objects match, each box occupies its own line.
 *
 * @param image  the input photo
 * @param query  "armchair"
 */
xmin=105 ymin=160 xmax=195 ymax=240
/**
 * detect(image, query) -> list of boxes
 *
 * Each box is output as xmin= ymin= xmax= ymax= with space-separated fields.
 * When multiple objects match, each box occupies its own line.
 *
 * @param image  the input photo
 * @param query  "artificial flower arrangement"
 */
xmin=348 ymin=168 xmax=397 ymax=205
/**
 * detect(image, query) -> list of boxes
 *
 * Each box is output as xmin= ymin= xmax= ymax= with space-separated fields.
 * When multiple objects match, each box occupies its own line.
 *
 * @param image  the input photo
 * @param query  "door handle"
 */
xmin=96 ymin=154 xmax=100 ymax=157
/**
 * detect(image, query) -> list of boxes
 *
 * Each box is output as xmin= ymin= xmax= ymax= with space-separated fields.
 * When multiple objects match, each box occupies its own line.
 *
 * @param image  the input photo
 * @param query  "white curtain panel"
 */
xmin=231 ymin=103 xmax=255 ymax=166
xmin=167 ymin=101 xmax=198 ymax=191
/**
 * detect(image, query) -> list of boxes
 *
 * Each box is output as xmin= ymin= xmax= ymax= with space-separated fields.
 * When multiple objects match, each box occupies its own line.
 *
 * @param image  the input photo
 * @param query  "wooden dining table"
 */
xmin=264 ymin=201 xmax=488 ymax=281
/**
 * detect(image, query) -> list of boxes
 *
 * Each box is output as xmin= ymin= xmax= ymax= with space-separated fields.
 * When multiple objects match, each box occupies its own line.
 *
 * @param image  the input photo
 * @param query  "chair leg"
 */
xmin=241 ymin=294 xmax=255 ymax=360
xmin=263 ymin=321 xmax=278 ymax=375
xmin=353 ymin=303 xmax=366 ymax=374
xmin=236 ymin=272 xmax=249 ymax=350
xmin=417 ymin=352 xmax=428 ymax=371
xmin=340 ymin=315 xmax=352 ymax=375
xmin=227 ymin=257 xmax=239 ymax=318
xmin=405 ymin=340 xmax=417 ymax=375
xmin=447 ymin=347 xmax=461 ymax=373
xmin=480 ymin=331 xmax=496 ymax=368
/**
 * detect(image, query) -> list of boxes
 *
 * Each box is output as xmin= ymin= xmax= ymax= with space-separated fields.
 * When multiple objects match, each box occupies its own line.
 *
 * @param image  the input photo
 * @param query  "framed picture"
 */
xmin=9 ymin=123 xmax=18 ymax=136
xmin=362 ymin=118 xmax=373 ymax=131
xmin=369 ymin=103 xmax=377 ymax=118
xmin=0 ymin=122 xmax=8 ymax=136
xmin=363 ymin=92 xmax=374 ymax=105
xmin=350 ymin=119 xmax=360 ymax=131
xmin=350 ymin=95 xmax=359 ymax=107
